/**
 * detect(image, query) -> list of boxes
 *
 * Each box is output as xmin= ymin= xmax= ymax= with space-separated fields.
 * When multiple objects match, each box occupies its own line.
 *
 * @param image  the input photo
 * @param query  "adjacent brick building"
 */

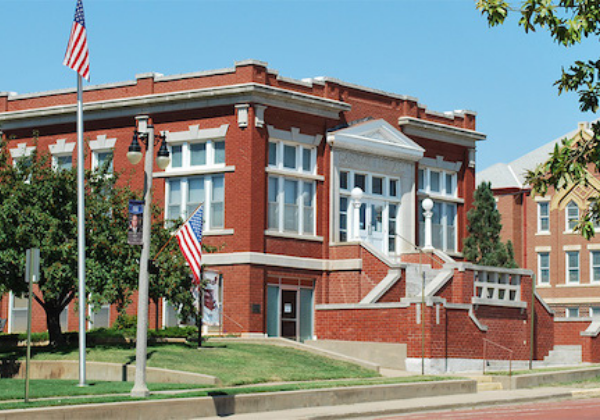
xmin=0 ymin=60 xmax=562 ymax=371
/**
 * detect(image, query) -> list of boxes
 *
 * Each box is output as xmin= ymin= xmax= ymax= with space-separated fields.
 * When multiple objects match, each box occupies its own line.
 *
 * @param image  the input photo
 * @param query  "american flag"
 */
xmin=63 ymin=0 xmax=90 ymax=81
xmin=176 ymin=206 xmax=204 ymax=284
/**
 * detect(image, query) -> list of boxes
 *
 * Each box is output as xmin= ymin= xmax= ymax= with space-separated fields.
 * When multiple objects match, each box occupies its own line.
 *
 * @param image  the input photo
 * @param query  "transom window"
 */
xmin=268 ymin=141 xmax=315 ymax=174
xmin=538 ymin=252 xmax=550 ymax=284
xmin=166 ymin=175 xmax=224 ymax=230
xmin=538 ymin=202 xmax=550 ymax=233
xmin=418 ymin=167 xmax=457 ymax=197
xmin=566 ymin=201 xmax=579 ymax=232
xmin=169 ymin=139 xmax=225 ymax=170
xmin=566 ymin=251 xmax=580 ymax=284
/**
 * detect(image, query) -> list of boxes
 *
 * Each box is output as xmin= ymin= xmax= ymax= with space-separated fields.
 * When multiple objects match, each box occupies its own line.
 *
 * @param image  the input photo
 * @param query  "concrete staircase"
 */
xmin=404 ymin=264 xmax=440 ymax=297
xmin=542 ymin=345 xmax=582 ymax=366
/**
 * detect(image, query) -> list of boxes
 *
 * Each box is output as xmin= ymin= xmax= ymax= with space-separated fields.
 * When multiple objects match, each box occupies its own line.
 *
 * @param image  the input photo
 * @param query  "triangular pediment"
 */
xmin=551 ymin=170 xmax=600 ymax=211
xmin=327 ymin=119 xmax=425 ymax=161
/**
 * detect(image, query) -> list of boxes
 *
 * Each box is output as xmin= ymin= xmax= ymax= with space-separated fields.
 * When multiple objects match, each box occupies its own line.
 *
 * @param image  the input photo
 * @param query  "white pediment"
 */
xmin=327 ymin=119 xmax=424 ymax=162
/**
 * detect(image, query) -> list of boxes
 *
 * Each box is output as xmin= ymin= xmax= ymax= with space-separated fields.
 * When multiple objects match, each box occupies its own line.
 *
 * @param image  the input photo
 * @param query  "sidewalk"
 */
xmin=198 ymin=386 xmax=597 ymax=420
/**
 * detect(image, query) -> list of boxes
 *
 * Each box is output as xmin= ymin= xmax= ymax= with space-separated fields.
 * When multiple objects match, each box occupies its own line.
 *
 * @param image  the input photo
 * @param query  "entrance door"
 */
xmin=280 ymin=290 xmax=298 ymax=339
xmin=358 ymin=201 xmax=385 ymax=252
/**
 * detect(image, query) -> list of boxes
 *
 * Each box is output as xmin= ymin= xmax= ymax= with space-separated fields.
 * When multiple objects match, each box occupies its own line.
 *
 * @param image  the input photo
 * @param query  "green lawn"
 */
xmin=0 ymin=342 xmax=377 ymax=386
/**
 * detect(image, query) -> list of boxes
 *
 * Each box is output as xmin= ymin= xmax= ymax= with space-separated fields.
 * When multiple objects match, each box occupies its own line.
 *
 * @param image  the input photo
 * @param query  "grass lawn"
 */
xmin=0 ymin=341 xmax=377 ymax=386
xmin=0 ymin=375 xmax=457 ymax=410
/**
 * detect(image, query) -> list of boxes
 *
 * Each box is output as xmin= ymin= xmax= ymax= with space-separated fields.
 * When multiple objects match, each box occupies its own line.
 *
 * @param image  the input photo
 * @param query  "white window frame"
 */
xmin=566 ymin=251 xmax=580 ymax=284
xmin=167 ymin=139 xmax=225 ymax=171
xmin=417 ymin=167 xmax=457 ymax=198
xmin=165 ymin=174 xmax=225 ymax=231
xmin=88 ymin=303 xmax=111 ymax=329
xmin=268 ymin=140 xmax=316 ymax=175
xmin=268 ymin=176 xmax=316 ymax=236
xmin=590 ymin=306 xmax=600 ymax=318
xmin=566 ymin=307 xmax=580 ymax=318
xmin=538 ymin=252 xmax=550 ymax=284
xmin=537 ymin=201 xmax=550 ymax=233
xmin=591 ymin=251 xmax=600 ymax=283
xmin=566 ymin=201 xmax=579 ymax=232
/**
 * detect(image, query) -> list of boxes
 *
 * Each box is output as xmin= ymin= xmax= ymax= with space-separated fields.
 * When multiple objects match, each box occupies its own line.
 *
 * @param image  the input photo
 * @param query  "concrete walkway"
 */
xmin=198 ymin=387 xmax=600 ymax=420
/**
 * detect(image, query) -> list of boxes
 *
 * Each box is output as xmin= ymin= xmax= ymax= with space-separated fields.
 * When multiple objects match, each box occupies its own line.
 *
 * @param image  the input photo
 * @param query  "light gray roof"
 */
xmin=477 ymin=122 xmax=593 ymax=189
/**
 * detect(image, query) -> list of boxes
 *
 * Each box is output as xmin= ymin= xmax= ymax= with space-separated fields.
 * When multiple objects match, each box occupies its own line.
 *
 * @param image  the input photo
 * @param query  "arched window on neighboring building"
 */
xmin=566 ymin=201 xmax=579 ymax=232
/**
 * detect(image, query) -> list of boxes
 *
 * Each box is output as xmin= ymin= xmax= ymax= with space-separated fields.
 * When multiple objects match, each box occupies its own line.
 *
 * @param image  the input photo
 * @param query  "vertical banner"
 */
xmin=128 ymin=200 xmax=144 ymax=246
xmin=203 ymin=270 xmax=221 ymax=326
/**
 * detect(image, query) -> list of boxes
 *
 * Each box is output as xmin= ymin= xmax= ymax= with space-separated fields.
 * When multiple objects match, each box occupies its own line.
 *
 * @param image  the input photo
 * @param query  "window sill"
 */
xmin=536 ymin=284 xmax=552 ymax=288
xmin=472 ymin=297 xmax=527 ymax=309
xmin=535 ymin=231 xmax=551 ymax=236
xmin=563 ymin=230 xmax=579 ymax=235
xmin=556 ymin=283 xmax=600 ymax=288
xmin=266 ymin=167 xmax=324 ymax=182
xmin=416 ymin=192 xmax=464 ymax=204
xmin=204 ymin=229 xmax=234 ymax=236
xmin=265 ymin=230 xmax=323 ymax=242
xmin=154 ymin=165 xmax=235 ymax=178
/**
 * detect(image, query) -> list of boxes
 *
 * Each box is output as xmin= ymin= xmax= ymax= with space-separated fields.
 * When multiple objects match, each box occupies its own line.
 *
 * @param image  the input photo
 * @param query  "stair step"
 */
xmin=477 ymin=382 xmax=503 ymax=392
xmin=465 ymin=375 xmax=493 ymax=383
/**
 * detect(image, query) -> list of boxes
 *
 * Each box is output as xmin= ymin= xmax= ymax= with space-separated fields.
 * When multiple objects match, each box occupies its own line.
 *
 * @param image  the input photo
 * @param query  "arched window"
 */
xmin=566 ymin=201 xmax=579 ymax=232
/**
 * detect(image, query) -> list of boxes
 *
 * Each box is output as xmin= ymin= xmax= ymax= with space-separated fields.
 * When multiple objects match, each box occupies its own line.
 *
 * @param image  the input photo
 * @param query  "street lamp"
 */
xmin=128 ymin=115 xmax=170 ymax=398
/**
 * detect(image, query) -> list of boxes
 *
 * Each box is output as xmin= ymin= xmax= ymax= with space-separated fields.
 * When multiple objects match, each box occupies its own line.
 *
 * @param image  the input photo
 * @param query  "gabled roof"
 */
xmin=327 ymin=119 xmax=425 ymax=162
xmin=477 ymin=122 xmax=595 ymax=189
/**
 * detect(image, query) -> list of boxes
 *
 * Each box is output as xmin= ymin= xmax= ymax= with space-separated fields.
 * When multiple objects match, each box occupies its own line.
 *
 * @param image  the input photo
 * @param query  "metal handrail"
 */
xmin=483 ymin=338 xmax=514 ymax=376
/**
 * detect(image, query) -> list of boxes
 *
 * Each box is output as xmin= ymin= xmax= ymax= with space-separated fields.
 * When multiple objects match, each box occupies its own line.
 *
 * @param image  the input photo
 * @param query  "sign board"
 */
xmin=128 ymin=200 xmax=144 ymax=246
xmin=203 ymin=270 xmax=221 ymax=326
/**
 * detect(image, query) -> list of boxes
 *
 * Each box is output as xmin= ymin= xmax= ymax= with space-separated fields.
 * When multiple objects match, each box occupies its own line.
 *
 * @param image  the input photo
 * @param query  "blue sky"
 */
xmin=1 ymin=0 xmax=597 ymax=171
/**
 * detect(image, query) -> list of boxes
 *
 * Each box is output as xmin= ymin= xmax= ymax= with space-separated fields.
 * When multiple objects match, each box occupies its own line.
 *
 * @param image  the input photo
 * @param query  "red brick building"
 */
xmin=479 ymin=121 xmax=600 ymax=364
xmin=0 ymin=60 xmax=562 ymax=371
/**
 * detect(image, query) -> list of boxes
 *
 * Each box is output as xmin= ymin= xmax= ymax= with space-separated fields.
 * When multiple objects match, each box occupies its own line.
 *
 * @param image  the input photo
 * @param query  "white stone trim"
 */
xmin=48 ymin=139 xmax=75 ymax=156
xmin=165 ymin=124 xmax=229 ymax=144
xmin=0 ymin=83 xmax=351 ymax=130
xmin=153 ymin=165 xmax=235 ymax=179
xmin=264 ymin=230 xmax=324 ymax=242
xmin=202 ymin=251 xmax=362 ymax=271
xmin=235 ymin=104 xmax=249 ymax=128
xmin=9 ymin=142 xmax=35 ymax=160
xmin=203 ymin=229 xmax=234 ymax=236
xmin=534 ymin=196 xmax=552 ymax=202
xmin=556 ymin=283 xmax=599 ymax=288
xmin=544 ymin=297 xmax=600 ymax=304
xmin=419 ymin=155 xmax=462 ymax=172
xmin=89 ymin=134 xmax=116 ymax=151
xmin=360 ymin=269 xmax=402 ymax=304
xmin=418 ymin=269 xmax=454 ymax=297
xmin=581 ymin=321 xmax=600 ymax=337
xmin=254 ymin=105 xmax=267 ymax=128
xmin=535 ymin=246 xmax=552 ymax=252
xmin=315 ymin=302 xmax=409 ymax=310
xmin=563 ymin=244 xmax=582 ymax=251
xmin=468 ymin=307 xmax=489 ymax=331
xmin=265 ymin=167 xmax=324 ymax=182
xmin=398 ymin=116 xmax=486 ymax=147
xmin=534 ymin=291 xmax=555 ymax=314
xmin=587 ymin=244 xmax=600 ymax=250
xmin=267 ymin=125 xmax=323 ymax=147
xmin=472 ymin=297 xmax=527 ymax=309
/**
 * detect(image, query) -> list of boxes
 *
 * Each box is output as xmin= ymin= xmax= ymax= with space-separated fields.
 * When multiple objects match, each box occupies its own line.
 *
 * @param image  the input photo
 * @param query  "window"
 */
xmin=56 ymin=155 xmax=72 ymax=171
xmin=566 ymin=251 xmax=580 ymax=284
xmin=418 ymin=167 xmax=457 ymax=197
xmin=538 ymin=202 xmax=550 ymax=233
xmin=340 ymin=171 xmax=349 ymax=190
xmin=591 ymin=251 xmax=600 ymax=283
xmin=354 ymin=174 xmax=366 ymax=191
xmin=566 ymin=307 xmax=580 ymax=318
xmin=268 ymin=141 xmax=315 ymax=174
xmin=538 ymin=252 xmax=550 ymax=284
xmin=419 ymin=200 xmax=457 ymax=252
xmin=389 ymin=204 xmax=397 ymax=253
xmin=268 ymin=177 xmax=315 ymax=235
xmin=90 ymin=304 xmax=110 ymax=329
xmin=590 ymin=307 xmax=600 ymax=318
xmin=339 ymin=196 xmax=348 ymax=242
xmin=168 ymin=139 xmax=225 ymax=170
xmin=372 ymin=177 xmax=383 ymax=195
xmin=94 ymin=151 xmax=113 ymax=173
xmin=389 ymin=179 xmax=398 ymax=197
xmin=166 ymin=174 xmax=224 ymax=230
xmin=566 ymin=201 xmax=579 ymax=232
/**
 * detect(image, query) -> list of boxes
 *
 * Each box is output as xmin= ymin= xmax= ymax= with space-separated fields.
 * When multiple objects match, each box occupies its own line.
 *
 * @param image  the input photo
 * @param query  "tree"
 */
xmin=476 ymin=1 xmax=600 ymax=238
xmin=464 ymin=182 xmax=518 ymax=268
xmin=0 ymin=134 xmax=193 ymax=346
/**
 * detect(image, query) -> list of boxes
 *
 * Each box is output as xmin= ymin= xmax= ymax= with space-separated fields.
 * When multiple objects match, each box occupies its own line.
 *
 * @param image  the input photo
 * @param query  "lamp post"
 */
xmin=350 ymin=187 xmax=363 ymax=241
xmin=127 ymin=115 xmax=170 ymax=398
xmin=422 ymin=198 xmax=434 ymax=252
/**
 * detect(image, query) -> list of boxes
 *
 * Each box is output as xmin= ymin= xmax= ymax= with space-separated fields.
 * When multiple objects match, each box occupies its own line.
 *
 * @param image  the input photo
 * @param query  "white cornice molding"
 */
xmin=0 ymin=84 xmax=351 ymax=130
xmin=419 ymin=155 xmax=462 ymax=172
xmin=165 ymin=124 xmax=229 ymax=143
xmin=153 ymin=165 xmax=235 ymax=179
xmin=202 ymin=251 xmax=361 ymax=271
xmin=398 ymin=116 xmax=486 ymax=147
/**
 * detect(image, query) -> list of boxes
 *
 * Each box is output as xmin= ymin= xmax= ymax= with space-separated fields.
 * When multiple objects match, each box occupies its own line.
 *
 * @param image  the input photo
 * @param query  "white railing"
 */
xmin=473 ymin=269 xmax=522 ymax=306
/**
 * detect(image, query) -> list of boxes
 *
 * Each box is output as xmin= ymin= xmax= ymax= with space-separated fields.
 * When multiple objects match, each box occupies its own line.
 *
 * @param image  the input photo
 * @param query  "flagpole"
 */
xmin=76 ymin=74 xmax=87 ymax=387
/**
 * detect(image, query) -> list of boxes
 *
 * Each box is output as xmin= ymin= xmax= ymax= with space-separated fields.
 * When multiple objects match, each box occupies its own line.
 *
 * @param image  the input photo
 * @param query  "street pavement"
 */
xmin=198 ymin=386 xmax=597 ymax=420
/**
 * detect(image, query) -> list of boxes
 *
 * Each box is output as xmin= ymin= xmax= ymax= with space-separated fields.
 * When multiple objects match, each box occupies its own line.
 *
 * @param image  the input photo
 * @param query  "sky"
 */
xmin=1 ymin=0 xmax=598 ymax=171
